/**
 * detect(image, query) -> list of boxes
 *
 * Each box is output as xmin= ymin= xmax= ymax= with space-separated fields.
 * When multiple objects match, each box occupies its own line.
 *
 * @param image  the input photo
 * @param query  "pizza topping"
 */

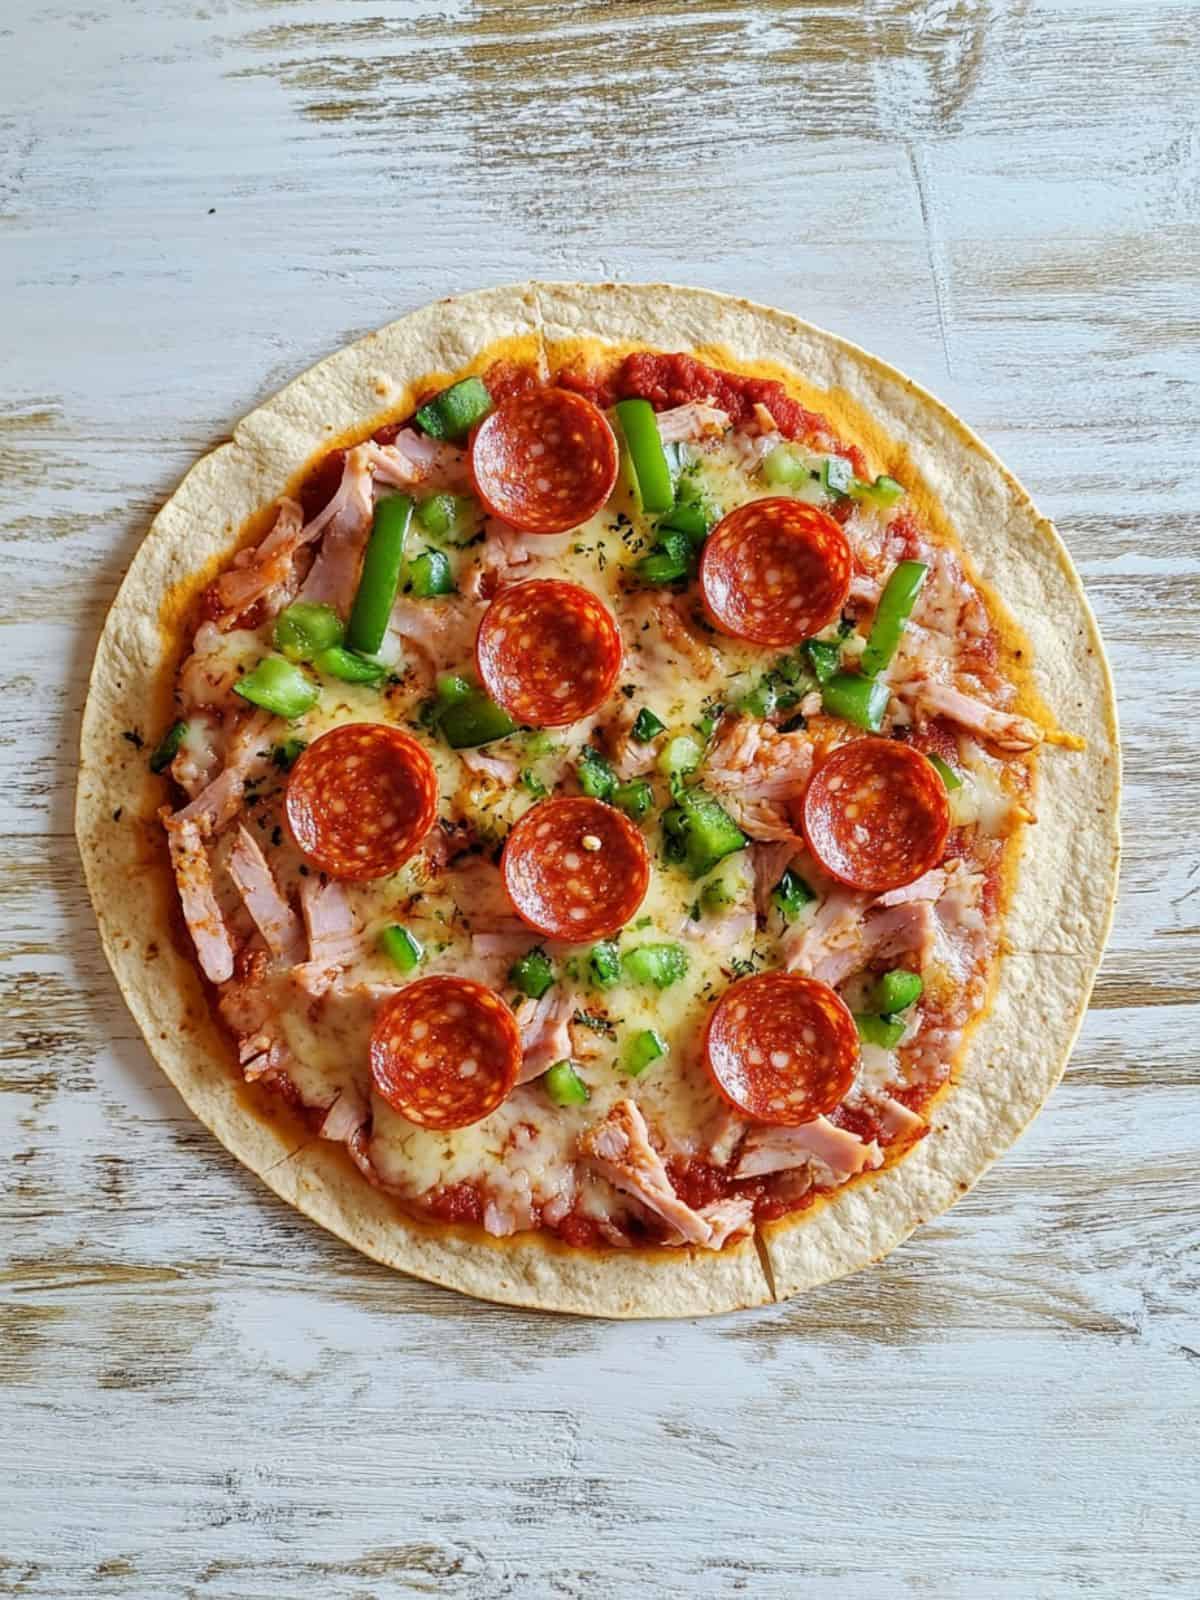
xmin=415 ymin=376 xmax=494 ymax=442
xmin=703 ymin=971 xmax=859 ymax=1126
xmin=819 ymin=672 xmax=891 ymax=731
xmin=734 ymin=1115 xmax=881 ymax=1181
xmin=299 ymin=876 xmax=362 ymax=968
xmin=369 ymin=975 xmax=521 ymax=1129
xmin=227 ymin=825 xmax=306 ymax=966
xmin=378 ymin=923 xmax=424 ymax=973
xmin=515 ymin=987 xmax=576 ymax=1083
xmin=469 ymin=388 xmax=619 ymax=535
xmin=475 ymin=579 xmax=623 ymax=727
xmin=162 ymin=813 xmax=235 ymax=984
xmin=624 ymin=1027 xmax=668 ymax=1078
xmin=148 ymin=718 xmax=188 ymax=775
xmin=860 ymin=560 xmax=928 ymax=676
xmin=542 ymin=1059 xmax=590 ymax=1107
xmin=233 ymin=656 xmax=320 ymax=719
xmin=699 ymin=499 xmax=853 ymax=646
xmin=907 ymin=680 xmax=1043 ymax=753
xmin=802 ymin=737 xmax=950 ymax=893
xmin=614 ymin=397 xmax=675 ymax=514
xmin=502 ymin=796 xmax=651 ymax=941
xmin=345 ymin=494 xmax=413 ymax=656
xmin=285 ymin=723 xmax=438 ymax=880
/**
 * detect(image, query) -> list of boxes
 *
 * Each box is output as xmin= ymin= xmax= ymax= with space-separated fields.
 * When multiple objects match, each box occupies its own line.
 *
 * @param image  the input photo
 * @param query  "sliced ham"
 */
xmin=751 ymin=839 xmax=800 ymax=916
xmin=300 ymin=877 xmax=362 ymax=968
xmin=655 ymin=401 xmax=731 ymax=443
xmin=296 ymin=445 xmax=376 ymax=614
xmin=161 ymin=812 xmax=235 ymax=983
xmin=320 ymin=1086 xmax=370 ymax=1143
xmin=226 ymin=825 xmax=305 ymax=965
xmin=735 ymin=1116 xmax=882 ymax=1182
xmin=621 ymin=591 xmax=716 ymax=683
xmin=178 ymin=622 xmax=258 ymax=711
xmin=909 ymin=681 xmax=1042 ymax=752
xmin=173 ymin=710 xmax=274 ymax=835
xmin=694 ymin=1197 xmax=754 ymax=1249
xmin=578 ymin=1100 xmax=724 ymax=1249
xmin=515 ymin=988 xmax=576 ymax=1085
xmin=681 ymin=904 xmax=756 ymax=946
xmin=388 ymin=593 xmax=486 ymax=682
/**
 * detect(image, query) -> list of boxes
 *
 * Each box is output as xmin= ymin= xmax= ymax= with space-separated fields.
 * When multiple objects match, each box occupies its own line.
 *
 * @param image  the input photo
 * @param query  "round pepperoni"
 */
xmin=475 ymin=579 xmax=623 ymax=728
xmin=802 ymin=736 xmax=950 ymax=893
xmin=699 ymin=498 xmax=852 ymax=646
xmin=501 ymin=796 xmax=650 ymax=942
xmin=285 ymin=723 xmax=438 ymax=881
xmin=370 ymin=976 xmax=521 ymax=1130
xmin=469 ymin=388 xmax=619 ymax=535
xmin=703 ymin=972 xmax=858 ymax=1126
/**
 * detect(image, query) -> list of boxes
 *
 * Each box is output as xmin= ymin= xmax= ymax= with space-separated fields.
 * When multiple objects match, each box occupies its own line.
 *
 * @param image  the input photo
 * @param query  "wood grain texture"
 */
xmin=2 ymin=1 xmax=1197 ymax=1594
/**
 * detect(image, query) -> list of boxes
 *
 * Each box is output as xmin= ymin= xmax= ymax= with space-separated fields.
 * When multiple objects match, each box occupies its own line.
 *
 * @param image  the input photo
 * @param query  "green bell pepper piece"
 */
xmin=543 ymin=1059 xmax=590 ymax=1107
xmin=346 ymin=494 xmax=412 ymax=655
xmin=408 ymin=549 xmax=455 ymax=598
xmin=631 ymin=707 xmax=666 ymax=743
xmin=624 ymin=1027 xmax=668 ymax=1078
xmin=927 ymin=752 xmax=963 ymax=791
xmin=577 ymin=747 xmax=617 ymax=801
xmin=510 ymin=948 xmax=555 ymax=1000
xmin=589 ymin=940 xmax=622 ymax=991
xmin=872 ymin=968 xmax=923 ymax=1015
xmin=855 ymin=1014 xmax=906 ymax=1049
xmin=414 ymin=376 xmax=493 ymax=442
xmin=821 ymin=673 xmax=890 ymax=732
xmin=615 ymin=397 xmax=674 ymax=514
xmin=233 ymin=657 xmax=319 ymax=720
xmin=613 ymin=778 xmax=654 ymax=821
xmin=861 ymin=561 xmax=928 ymax=676
xmin=379 ymin=924 xmax=424 ymax=973
xmin=313 ymin=646 xmax=387 ymax=684
xmin=273 ymin=601 xmax=344 ymax=662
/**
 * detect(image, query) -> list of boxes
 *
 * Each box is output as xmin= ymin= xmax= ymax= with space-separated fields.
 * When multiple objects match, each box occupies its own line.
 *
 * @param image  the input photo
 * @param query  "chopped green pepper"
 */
xmin=436 ymin=673 xmax=473 ymax=706
xmin=861 ymin=561 xmax=928 ymax=677
xmin=439 ymin=687 xmax=518 ymax=749
xmin=148 ymin=719 xmax=188 ymax=774
xmin=850 ymin=473 xmax=906 ymax=508
xmin=615 ymin=397 xmax=674 ymax=514
xmin=927 ymin=752 xmax=963 ymax=791
xmin=624 ymin=1027 xmax=668 ymax=1078
xmin=233 ymin=657 xmax=319 ymax=720
xmin=415 ymin=491 xmax=478 ymax=543
xmin=855 ymin=1014 xmax=907 ymax=1049
xmin=346 ymin=494 xmax=413 ymax=655
xmin=589 ymin=940 xmax=622 ymax=990
xmin=738 ymin=678 xmax=779 ymax=718
xmin=510 ymin=948 xmax=555 ymax=1000
xmin=657 ymin=500 xmax=712 ymax=542
xmin=613 ymin=778 xmax=654 ymax=821
xmin=657 ymin=734 xmax=704 ymax=784
xmin=821 ymin=672 xmax=890 ymax=732
xmin=762 ymin=442 xmax=809 ymax=487
xmin=379 ymin=924 xmax=424 ymax=973
xmin=313 ymin=646 xmax=387 ymax=684
xmin=271 ymin=737 xmax=308 ymax=770
xmin=635 ymin=527 xmax=692 ymax=585
xmin=871 ymin=968 xmax=923 ymax=1015
xmin=632 ymin=707 xmax=666 ymax=743
xmin=414 ymin=376 xmax=493 ymax=442
xmin=408 ymin=549 xmax=455 ymax=598
xmin=663 ymin=787 xmax=747 ymax=879
xmin=577 ymin=746 xmax=617 ymax=801
xmin=543 ymin=1059 xmax=590 ymax=1107
xmin=804 ymin=638 xmax=841 ymax=684
xmin=273 ymin=601 xmax=344 ymax=662
xmin=520 ymin=768 xmax=548 ymax=797
xmin=622 ymin=943 xmax=688 ymax=989
xmin=772 ymin=868 xmax=814 ymax=923
xmin=700 ymin=875 xmax=735 ymax=912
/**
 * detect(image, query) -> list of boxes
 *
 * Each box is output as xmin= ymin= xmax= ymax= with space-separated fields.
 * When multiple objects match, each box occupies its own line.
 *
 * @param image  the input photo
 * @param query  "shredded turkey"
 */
xmin=460 ymin=746 xmax=520 ymax=787
xmin=621 ymin=591 xmax=716 ymax=682
xmin=162 ymin=812 xmax=234 ymax=983
xmin=704 ymin=717 xmax=813 ymax=842
xmin=785 ymin=893 xmax=934 ymax=988
xmin=578 ymin=1100 xmax=739 ymax=1249
xmin=226 ymin=825 xmax=305 ymax=965
xmin=909 ymin=681 xmax=1043 ymax=753
xmin=172 ymin=710 xmax=273 ymax=834
xmin=389 ymin=593 xmax=487 ymax=682
xmin=320 ymin=1086 xmax=370 ymax=1143
xmin=876 ymin=868 xmax=947 ymax=907
xmin=735 ymin=1116 xmax=882 ymax=1182
xmin=515 ymin=988 xmax=577 ymax=1085
xmin=751 ymin=839 xmax=800 ymax=916
xmin=655 ymin=400 xmax=731 ymax=443
xmin=211 ymin=498 xmax=306 ymax=626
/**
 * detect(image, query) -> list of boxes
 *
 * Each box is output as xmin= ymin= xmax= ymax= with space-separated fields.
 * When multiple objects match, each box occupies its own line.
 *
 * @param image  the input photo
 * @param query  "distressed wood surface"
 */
xmin=2 ymin=2 xmax=1198 ymax=1595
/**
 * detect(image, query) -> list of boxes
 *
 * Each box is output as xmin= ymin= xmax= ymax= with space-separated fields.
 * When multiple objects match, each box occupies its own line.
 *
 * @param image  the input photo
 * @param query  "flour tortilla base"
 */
xmin=76 ymin=283 xmax=1120 ymax=1317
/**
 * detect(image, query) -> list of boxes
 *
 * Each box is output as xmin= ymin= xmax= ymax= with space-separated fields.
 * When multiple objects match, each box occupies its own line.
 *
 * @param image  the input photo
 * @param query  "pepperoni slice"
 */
xmin=284 ymin=723 xmax=438 ymax=881
xmin=802 ymin=736 xmax=950 ymax=893
xmin=501 ymin=796 xmax=650 ymax=942
xmin=703 ymin=972 xmax=858 ymax=1126
xmin=370 ymin=976 xmax=521 ymax=1130
xmin=469 ymin=388 xmax=619 ymax=535
xmin=699 ymin=498 xmax=852 ymax=646
xmin=475 ymin=579 xmax=623 ymax=728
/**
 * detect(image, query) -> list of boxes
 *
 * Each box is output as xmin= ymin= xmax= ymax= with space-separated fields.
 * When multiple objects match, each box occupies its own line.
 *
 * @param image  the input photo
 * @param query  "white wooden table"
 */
xmin=3 ymin=3 xmax=1197 ymax=1594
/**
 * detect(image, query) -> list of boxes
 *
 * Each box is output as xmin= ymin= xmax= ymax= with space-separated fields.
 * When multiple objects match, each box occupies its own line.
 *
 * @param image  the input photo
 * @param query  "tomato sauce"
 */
xmin=558 ymin=351 xmax=869 ymax=478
